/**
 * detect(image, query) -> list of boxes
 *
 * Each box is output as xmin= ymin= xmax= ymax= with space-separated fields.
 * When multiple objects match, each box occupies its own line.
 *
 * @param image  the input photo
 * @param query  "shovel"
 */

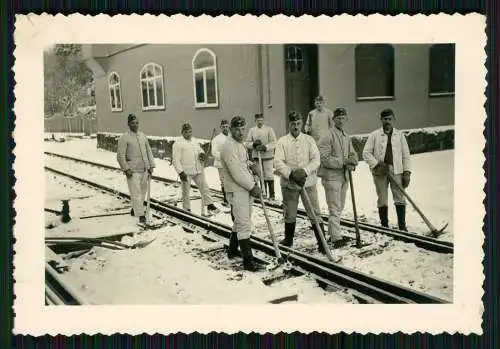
xmin=347 ymin=170 xmax=370 ymax=248
xmin=388 ymin=172 xmax=448 ymax=237
xmin=257 ymin=152 xmax=267 ymax=198
xmin=301 ymin=188 xmax=342 ymax=263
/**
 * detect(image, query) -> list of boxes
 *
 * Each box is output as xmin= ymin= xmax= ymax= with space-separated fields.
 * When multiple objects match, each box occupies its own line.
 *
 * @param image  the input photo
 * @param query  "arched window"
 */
xmin=429 ymin=44 xmax=455 ymax=96
xmin=140 ymin=63 xmax=165 ymax=110
xmin=192 ymin=49 xmax=219 ymax=108
xmin=108 ymin=72 xmax=122 ymax=111
xmin=355 ymin=44 xmax=395 ymax=100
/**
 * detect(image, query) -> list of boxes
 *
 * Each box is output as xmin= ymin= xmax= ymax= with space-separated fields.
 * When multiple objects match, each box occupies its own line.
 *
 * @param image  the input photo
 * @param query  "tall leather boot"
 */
xmin=279 ymin=222 xmax=296 ymax=247
xmin=378 ymin=206 xmax=389 ymax=228
xmin=239 ymin=238 xmax=264 ymax=272
xmin=395 ymin=204 xmax=408 ymax=231
xmin=227 ymin=231 xmax=240 ymax=259
xmin=266 ymin=180 xmax=275 ymax=200
xmin=312 ymin=223 xmax=327 ymax=254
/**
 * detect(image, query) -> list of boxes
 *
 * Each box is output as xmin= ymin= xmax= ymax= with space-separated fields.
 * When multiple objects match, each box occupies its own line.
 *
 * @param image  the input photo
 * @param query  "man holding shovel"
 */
xmin=172 ymin=123 xmax=220 ymax=216
xmin=274 ymin=111 xmax=326 ymax=254
xmin=211 ymin=119 xmax=230 ymax=207
xmin=221 ymin=116 xmax=264 ymax=272
xmin=362 ymin=108 xmax=411 ymax=231
xmin=246 ymin=113 xmax=278 ymax=200
xmin=116 ymin=114 xmax=156 ymax=224
xmin=317 ymin=108 xmax=359 ymax=248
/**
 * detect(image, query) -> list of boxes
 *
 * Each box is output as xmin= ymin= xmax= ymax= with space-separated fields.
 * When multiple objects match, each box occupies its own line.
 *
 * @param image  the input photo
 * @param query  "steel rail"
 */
xmin=45 ymin=151 xmax=453 ymax=254
xmin=45 ymin=262 xmax=87 ymax=305
xmin=45 ymin=165 xmax=449 ymax=304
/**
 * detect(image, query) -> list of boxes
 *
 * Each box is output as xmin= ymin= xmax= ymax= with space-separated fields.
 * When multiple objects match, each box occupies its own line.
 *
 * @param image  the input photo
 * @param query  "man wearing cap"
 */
xmin=245 ymin=113 xmax=278 ymax=200
xmin=274 ymin=111 xmax=326 ymax=253
xmin=318 ymin=108 xmax=358 ymax=248
xmin=173 ymin=123 xmax=220 ymax=216
xmin=211 ymin=119 xmax=230 ymax=206
xmin=116 ymin=114 xmax=156 ymax=224
xmin=221 ymin=116 xmax=264 ymax=271
xmin=305 ymin=95 xmax=334 ymax=143
xmin=363 ymin=108 xmax=411 ymax=231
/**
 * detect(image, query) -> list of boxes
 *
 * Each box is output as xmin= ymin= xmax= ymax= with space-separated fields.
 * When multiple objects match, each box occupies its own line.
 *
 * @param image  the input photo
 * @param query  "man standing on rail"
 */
xmin=221 ymin=116 xmax=264 ymax=271
xmin=173 ymin=123 xmax=220 ymax=216
xmin=317 ymin=108 xmax=358 ymax=248
xmin=246 ymin=113 xmax=278 ymax=200
xmin=116 ymin=113 xmax=156 ymax=224
xmin=211 ymin=119 xmax=230 ymax=207
xmin=274 ymin=111 xmax=326 ymax=254
xmin=362 ymin=108 xmax=412 ymax=231
xmin=304 ymin=95 xmax=334 ymax=143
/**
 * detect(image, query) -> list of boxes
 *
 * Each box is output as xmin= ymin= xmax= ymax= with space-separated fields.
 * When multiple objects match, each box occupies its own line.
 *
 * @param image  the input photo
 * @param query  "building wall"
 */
xmin=93 ymin=44 xmax=266 ymax=138
xmin=318 ymin=44 xmax=454 ymax=134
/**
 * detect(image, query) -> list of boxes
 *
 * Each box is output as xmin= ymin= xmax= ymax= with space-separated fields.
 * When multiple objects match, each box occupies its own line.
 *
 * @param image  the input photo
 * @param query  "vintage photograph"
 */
xmin=44 ymin=43 xmax=454 ymax=305
xmin=13 ymin=14 xmax=485 ymax=335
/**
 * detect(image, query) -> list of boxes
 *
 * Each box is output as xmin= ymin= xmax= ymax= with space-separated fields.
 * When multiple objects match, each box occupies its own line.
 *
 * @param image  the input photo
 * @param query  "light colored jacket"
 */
xmin=172 ymin=137 xmax=205 ymax=176
xmin=274 ymin=132 xmax=320 ymax=189
xmin=221 ymin=136 xmax=257 ymax=193
xmin=318 ymin=127 xmax=358 ymax=182
xmin=211 ymin=132 xmax=228 ymax=169
xmin=245 ymin=125 xmax=277 ymax=160
xmin=362 ymin=128 xmax=411 ymax=175
xmin=305 ymin=108 xmax=333 ymax=142
xmin=116 ymin=131 xmax=155 ymax=173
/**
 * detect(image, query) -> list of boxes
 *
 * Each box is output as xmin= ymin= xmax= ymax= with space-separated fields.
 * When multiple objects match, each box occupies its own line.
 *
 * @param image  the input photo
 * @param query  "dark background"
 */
xmin=2 ymin=1 xmax=497 ymax=348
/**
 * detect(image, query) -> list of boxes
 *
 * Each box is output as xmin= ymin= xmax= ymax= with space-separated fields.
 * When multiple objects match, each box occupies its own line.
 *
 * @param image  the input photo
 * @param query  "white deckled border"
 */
xmin=13 ymin=13 xmax=486 ymax=335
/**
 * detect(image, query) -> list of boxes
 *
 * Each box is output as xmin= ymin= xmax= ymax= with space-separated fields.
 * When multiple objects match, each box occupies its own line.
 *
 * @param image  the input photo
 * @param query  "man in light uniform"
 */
xmin=173 ymin=123 xmax=220 ymax=216
xmin=246 ymin=113 xmax=278 ymax=200
xmin=274 ymin=111 xmax=326 ymax=254
xmin=317 ymin=108 xmax=358 ymax=248
xmin=211 ymin=119 xmax=230 ymax=206
xmin=362 ymin=108 xmax=412 ymax=231
xmin=116 ymin=114 xmax=156 ymax=224
xmin=221 ymin=116 xmax=264 ymax=271
xmin=305 ymin=95 xmax=333 ymax=143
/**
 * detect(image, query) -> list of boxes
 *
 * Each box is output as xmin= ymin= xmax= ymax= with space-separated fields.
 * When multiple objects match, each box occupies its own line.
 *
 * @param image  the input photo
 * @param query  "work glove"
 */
xmin=346 ymin=154 xmax=358 ymax=166
xmin=198 ymin=152 xmax=206 ymax=162
xmin=253 ymin=139 xmax=263 ymax=149
xmin=256 ymin=144 xmax=267 ymax=152
xmin=148 ymin=167 xmax=154 ymax=175
xmin=372 ymin=162 xmax=389 ymax=176
xmin=402 ymin=171 xmax=411 ymax=188
xmin=125 ymin=169 xmax=133 ymax=178
xmin=345 ymin=164 xmax=356 ymax=172
xmin=249 ymin=184 xmax=262 ymax=199
xmin=248 ymin=161 xmax=261 ymax=177
xmin=179 ymin=172 xmax=188 ymax=182
xmin=290 ymin=168 xmax=308 ymax=187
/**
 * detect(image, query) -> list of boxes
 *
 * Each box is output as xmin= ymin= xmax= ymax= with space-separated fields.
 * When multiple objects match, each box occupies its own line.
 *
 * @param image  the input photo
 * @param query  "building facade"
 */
xmin=82 ymin=43 xmax=455 ymax=138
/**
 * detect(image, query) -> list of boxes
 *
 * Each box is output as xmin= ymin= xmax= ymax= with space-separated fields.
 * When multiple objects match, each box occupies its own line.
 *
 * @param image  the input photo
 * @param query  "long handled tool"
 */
xmin=204 ymin=128 xmax=217 ymax=167
xmin=388 ymin=172 xmax=448 ymax=237
xmin=145 ymin=173 xmax=152 ymax=225
xmin=347 ymin=170 xmax=367 ymax=248
xmin=301 ymin=188 xmax=341 ymax=263
xmin=257 ymin=152 xmax=267 ymax=198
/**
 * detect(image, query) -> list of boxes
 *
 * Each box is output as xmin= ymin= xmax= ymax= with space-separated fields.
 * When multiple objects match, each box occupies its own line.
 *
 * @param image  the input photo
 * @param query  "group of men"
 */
xmin=116 ymin=95 xmax=412 ymax=272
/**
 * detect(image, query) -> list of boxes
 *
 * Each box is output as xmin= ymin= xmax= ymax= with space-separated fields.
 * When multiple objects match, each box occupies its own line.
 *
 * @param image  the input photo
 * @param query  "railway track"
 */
xmin=45 ymin=262 xmax=86 ymax=305
xmin=44 ymin=164 xmax=449 ymax=304
xmin=45 ymin=151 xmax=453 ymax=254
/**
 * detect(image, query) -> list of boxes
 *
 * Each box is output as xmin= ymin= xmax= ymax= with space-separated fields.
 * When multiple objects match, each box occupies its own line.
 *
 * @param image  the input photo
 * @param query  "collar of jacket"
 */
xmin=377 ymin=127 xmax=400 ymax=136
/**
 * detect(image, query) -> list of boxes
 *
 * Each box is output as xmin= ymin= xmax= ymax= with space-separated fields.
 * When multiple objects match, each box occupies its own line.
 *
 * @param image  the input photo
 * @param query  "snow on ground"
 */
xmin=45 ymin=137 xmax=454 ymax=241
xmin=46 ymin=173 xmax=358 ymax=304
xmin=45 ymin=142 xmax=454 ymax=302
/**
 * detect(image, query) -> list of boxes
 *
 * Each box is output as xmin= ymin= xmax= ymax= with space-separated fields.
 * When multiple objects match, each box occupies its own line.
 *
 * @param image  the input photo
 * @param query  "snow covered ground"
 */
xmin=45 ymin=138 xmax=454 ymax=303
xmin=45 ymin=137 xmax=454 ymax=241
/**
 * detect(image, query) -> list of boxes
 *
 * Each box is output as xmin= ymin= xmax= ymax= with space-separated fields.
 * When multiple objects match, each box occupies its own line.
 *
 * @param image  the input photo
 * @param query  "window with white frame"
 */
xmin=355 ymin=44 xmax=395 ymax=100
xmin=108 ymin=72 xmax=122 ymax=111
xmin=429 ymin=44 xmax=455 ymax=96
xmin=192 ymin=49 xmax=218 ymax=108
xmin=285 ymin=46 xmax=304 ymax=73
xmin=140 ymin=63 xmax=165 ymax=110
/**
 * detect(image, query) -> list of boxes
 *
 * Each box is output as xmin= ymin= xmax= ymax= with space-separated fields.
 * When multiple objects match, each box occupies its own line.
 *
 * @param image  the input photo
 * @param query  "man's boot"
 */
xmin=239 ymin=238 xmax=264 ymax=272
xmin=395 ymin=204 xmax=407 ymax=231
xmin=312 ymin=223 xmax=327 ymax=254
xmin=227 ymin=231 xmax=240 ymax=259
xmin=378 ymin=205 xmax=389 ymax=228
xmin=266 ymin=180 xmax=275 ymax=200
xmin=279 ymin=222 xmax=296 ymax=247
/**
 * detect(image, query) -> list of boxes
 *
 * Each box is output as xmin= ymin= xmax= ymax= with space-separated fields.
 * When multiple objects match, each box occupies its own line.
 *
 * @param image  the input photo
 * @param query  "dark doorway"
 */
xmin=284 ymin=44 xmax=319 ymax=131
